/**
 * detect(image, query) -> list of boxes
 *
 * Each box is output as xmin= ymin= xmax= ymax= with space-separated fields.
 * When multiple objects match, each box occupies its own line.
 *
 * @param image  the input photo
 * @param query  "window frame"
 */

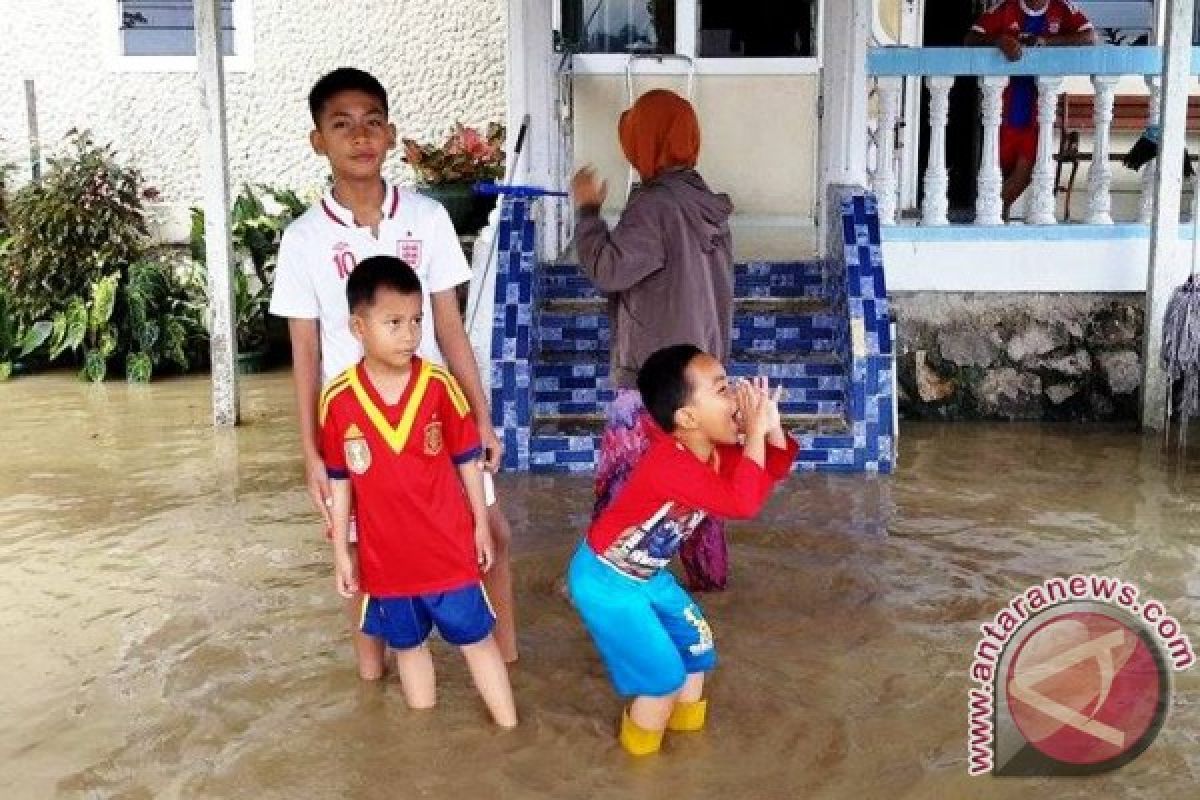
xmin=566 ymin=0 xmax=824 ymax=76
xmin=104 ymin=0 xmax=254 ymax=73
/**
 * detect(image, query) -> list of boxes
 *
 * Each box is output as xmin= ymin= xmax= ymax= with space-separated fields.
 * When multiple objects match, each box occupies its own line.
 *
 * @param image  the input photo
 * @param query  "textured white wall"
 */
xmin=0 ymin=0 xmax=506 ymax=235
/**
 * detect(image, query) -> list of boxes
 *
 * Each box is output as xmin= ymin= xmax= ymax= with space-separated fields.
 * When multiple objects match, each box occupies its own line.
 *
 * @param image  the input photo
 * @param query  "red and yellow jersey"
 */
xmin=320 ymin=357 xmax=483 ymax=597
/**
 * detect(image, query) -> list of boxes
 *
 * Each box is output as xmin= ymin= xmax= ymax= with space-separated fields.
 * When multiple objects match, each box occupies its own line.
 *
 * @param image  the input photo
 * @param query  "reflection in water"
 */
xmin=1 ymin=372 xmax=1197 ymax=798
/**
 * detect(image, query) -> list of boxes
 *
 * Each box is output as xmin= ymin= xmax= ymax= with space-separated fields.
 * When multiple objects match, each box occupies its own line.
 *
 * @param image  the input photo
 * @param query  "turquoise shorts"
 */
xmin=567 ymin=543 xmax=716 ymax=697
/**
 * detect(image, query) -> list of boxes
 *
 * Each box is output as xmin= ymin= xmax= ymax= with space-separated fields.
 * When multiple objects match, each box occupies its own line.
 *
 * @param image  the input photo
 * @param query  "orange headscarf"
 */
xmin=618 ymin=89 xmax=700 ymax=182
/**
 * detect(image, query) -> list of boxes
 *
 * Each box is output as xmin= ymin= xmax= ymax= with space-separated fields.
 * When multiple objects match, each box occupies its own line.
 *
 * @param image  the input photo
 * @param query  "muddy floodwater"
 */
xmin=1 ymin=371 xmax=1198 ymax=799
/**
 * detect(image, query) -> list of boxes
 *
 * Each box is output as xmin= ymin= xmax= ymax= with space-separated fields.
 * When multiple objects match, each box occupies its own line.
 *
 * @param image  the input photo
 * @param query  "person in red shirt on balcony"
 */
xmin=966 ymin=0 xmax=1097 ymax=219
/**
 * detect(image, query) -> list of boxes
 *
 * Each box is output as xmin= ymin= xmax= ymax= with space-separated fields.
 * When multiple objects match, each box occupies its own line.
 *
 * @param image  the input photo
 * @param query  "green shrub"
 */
xmin=191 ymin=183 xmax=306 ymax=352
xmin=43 ymin=257 xmax=208 ymax=383
xmin=0 ymin=284 xmax=51 ymax=380
xmin=4 ymin=130 xmax=148 ymax=322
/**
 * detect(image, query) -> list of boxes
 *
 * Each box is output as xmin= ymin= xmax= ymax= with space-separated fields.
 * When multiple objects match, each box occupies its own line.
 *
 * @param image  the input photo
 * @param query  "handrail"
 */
xmin=867 ymin=45 xmax=1200 ymax=77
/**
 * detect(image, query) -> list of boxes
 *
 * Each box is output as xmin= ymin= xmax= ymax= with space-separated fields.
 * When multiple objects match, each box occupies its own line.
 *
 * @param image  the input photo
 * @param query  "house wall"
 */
xmin=572 ymin=75 xmax=821 ymax=220
xmin=0 ymin=0 xmax=506 ymax=239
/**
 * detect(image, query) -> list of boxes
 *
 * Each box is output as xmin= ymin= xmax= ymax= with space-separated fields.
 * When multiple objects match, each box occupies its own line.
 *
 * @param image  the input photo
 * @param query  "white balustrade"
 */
xmin=1139 ymin=76 xmax=1162 ymax=225
xmin=1086 ymin=75 xmax=1119 ymax=224
xmin=976 ymin=76 xmax=1008 ymax=226
xmin=1027 ymin=75 xmax=1064 ymax=225
xmin=922 ymin=76 xmax=954 ymax=226
xmin=873 ymin=76 xmax=903 ymax=225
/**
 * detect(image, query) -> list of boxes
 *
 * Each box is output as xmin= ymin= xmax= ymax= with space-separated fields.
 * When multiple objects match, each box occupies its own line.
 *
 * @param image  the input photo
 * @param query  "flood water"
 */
xmin=1 ymin=371 xmax=1198 ymax=799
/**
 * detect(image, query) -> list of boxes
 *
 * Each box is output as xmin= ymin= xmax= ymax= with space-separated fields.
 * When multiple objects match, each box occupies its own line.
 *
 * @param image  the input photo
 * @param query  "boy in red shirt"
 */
xmin=966 ymin=0 xmax=1096 ymax=218
xmin=566 ymin=344 xmax=798 ymax=755
xmin=321 ymin=255 xmax=516 ymax=727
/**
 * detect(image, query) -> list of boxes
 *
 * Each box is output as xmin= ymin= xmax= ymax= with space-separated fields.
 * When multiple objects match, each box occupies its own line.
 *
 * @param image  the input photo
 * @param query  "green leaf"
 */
xmin=81 ymin=349 xmax=107 ymax=382
xmin=47 ymin=312 xmax=68 ymax=357
xmin=61 ymin=300 xmax=88 ymax=355
xmin=88 ymin=272 xmax=119 ymax=335
xmin=139 ymin=319 xmax=160 ymax=351
xmin=98 ymin=331 xmax=117 ymax=359
xmin=126 ymin=352 xmax=153 ymax=383
xmin=18 ymin=320 xmax=53 ymax=358
xmin=0 ymin=362 xmax=11 ymax=381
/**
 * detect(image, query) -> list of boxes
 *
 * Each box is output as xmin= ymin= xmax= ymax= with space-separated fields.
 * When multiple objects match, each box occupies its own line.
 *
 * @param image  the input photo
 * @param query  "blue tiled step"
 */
xmin=533 ymin=358 xmax=846 ymax=417
xmin=540 ymin=261 xmax=827 ymax=302
xmin=528 ymin=417 xmax=856 ymax=474
xmin=537 ymin=311 xmax=839 ymax=356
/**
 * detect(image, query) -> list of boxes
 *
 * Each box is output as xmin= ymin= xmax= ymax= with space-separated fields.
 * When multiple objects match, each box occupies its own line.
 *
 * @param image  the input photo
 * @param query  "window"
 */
xmin=107 ymin=0 xmax=252 ymax=72
xmin=120 ymin=0 xmax=235 ymax=56
xmin=560 ymin=0 xmax=821 ymax=73
xmin=561 ymin=0 xmax=675 ymax=54
xmin=697 ymin=0 xmax=816 ymax=58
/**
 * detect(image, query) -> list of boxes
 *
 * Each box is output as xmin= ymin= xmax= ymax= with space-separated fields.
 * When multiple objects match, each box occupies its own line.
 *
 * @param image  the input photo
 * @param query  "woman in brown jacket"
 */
xmin=571 ymin=89 xmax=735 ymax=591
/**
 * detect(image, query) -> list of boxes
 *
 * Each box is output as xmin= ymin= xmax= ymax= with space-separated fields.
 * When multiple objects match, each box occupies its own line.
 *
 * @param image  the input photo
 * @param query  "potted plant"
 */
xmin=402 ymin=122 xmax=505 ymax=234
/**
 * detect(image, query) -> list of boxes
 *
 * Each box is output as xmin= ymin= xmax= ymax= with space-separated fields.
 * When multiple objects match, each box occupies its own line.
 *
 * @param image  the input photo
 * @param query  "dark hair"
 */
xmin=346 ymin=256 xmax=421 ymax=312
xmin=636 ymin=344 xmax=704 ymax=433
xmin=308 ymin=68 xmax=389 ymax=123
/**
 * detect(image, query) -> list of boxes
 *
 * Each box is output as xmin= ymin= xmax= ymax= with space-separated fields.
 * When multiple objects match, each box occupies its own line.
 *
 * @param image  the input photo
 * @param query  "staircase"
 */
xmin=529 ymin=261 xmax=859 ymax=472
xmin=485 ymin=188 xmax=895 ymax=475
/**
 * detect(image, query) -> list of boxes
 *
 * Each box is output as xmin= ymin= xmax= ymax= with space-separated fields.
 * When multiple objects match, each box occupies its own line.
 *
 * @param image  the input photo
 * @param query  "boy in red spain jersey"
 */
xmin=270 ymin=68 xmax=518 ymax=678
xmin=320 ymin=255 xmax=516 ymax=728
xmin=966 ymin=1 xmax=1095 ymax=218
xmin=566 ymin=344 xmax=798 ymax=755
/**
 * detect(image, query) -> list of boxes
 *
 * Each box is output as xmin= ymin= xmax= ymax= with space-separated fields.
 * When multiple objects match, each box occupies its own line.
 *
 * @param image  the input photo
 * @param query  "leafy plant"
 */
xmin=233 ymin=268 xmax=268 ymax=352
xmin=0 ymin=286 xmax=51 ymax=380
xmin=190 ymin=183 xmax=305 ymax=354
xmin=190 ymin=183 xmax=307 ymax=285
xmin=80 ymin=272 xmax=120 ymax=382
xmin=123 ymin=258 xmax=206 ymax=382
xmin=402 ymin=123 xmax=506 ymax=185
xmin=4 ymin=130 xmax=148 ymax=322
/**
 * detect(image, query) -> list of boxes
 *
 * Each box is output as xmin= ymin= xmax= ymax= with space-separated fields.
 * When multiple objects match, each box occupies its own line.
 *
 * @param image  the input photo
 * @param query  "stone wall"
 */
xmin=894 ymin=292 xmax=1144 ymax=421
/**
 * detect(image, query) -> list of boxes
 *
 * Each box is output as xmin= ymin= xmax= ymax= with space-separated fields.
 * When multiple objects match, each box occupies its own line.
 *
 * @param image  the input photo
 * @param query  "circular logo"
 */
xmin=1005 ymin=610 xmax=1169 ymax=769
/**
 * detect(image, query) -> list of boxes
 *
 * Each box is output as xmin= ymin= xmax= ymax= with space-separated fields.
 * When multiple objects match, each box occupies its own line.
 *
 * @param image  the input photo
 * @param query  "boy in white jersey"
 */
xmin=270 ymin=68 xmax=518 ymax=677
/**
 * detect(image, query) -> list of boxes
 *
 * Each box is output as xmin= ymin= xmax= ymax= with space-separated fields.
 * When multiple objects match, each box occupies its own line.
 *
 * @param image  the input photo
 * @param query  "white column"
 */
xmin=1027 ymin=75 xmax=1064 ymax=225
xmin=872 ymin=76 xmax=903 ymax=225
xmin=1087 ymin=75 xmax=1119 ymax=224
xmin=922 ymin=76 xmax=954 ymax=226
xmin=976 ymin=76 xmax=1008 ymax=226
xmin=1142 ymin=0 xmax=1196 ymax=430
xmin=818 ymin=0 xmax=872 ymax=252
xmin=195 ymin=0 xmax=239 ymax=426
xmin=1139 ymin=76 xmax=1162 ymax=225
xmin=512 ymin=0 xmax=566 ymax=261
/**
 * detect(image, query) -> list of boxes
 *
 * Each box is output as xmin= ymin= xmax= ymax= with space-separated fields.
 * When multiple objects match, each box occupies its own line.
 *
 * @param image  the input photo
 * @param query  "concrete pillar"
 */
xmin=818 ymin=0 xmax=872 ymax=252
xmin=510 ymin=0 xmax=568 ymax=261
xmin=195 ymin=0 xmax=239 ymax=426
xmin=1141 ymin=0 xmax=1195 ymax=431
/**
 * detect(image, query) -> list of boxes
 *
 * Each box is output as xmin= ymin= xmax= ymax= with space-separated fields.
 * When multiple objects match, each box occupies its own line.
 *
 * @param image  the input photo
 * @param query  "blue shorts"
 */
xmin=567 ymin=543 xmax=716 ymax=697
xmin=359 ymin=583 xmax=494 ymax=650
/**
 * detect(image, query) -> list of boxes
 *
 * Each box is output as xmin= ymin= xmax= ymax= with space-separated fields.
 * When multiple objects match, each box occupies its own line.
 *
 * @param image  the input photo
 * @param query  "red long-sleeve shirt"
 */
xmin=586 ymin=432 xmax=799 ymax=580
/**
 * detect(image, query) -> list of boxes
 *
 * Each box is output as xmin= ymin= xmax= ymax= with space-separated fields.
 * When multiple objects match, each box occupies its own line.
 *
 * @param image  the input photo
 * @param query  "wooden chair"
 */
xmin=1054 ymin=93 xmax=1200 ymax=219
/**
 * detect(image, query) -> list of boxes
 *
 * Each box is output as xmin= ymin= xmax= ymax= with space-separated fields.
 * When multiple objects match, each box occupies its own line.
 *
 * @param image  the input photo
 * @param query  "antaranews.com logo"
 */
xmin=967 ymin=574 xmax=1195 ymax=776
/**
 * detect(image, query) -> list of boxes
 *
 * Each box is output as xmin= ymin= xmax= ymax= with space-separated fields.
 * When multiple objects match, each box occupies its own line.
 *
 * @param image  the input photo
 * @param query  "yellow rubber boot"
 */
xmin=667 ymin=699 xmax=708 ymax=732
xmin=619 ymin=710 xmax=665 ymax=756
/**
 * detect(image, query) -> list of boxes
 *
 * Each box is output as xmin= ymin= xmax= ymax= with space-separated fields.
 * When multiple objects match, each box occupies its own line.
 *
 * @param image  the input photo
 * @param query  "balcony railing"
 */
xmin=866 ymin=46 xmax=1200 ymax=230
